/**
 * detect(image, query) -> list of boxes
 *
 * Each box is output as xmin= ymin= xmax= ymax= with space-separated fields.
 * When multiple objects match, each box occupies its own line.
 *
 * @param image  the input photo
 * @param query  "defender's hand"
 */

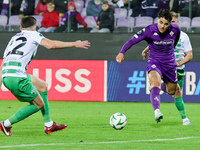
xmin=74 ymin=40 xmax=91 ymax=49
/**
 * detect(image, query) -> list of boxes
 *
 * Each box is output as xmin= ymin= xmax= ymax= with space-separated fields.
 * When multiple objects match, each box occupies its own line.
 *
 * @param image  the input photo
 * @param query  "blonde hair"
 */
xmin=47 ymin=3 xmax=55 ymax=8
xmin=170 ymin=11 xmax=178 ymax=19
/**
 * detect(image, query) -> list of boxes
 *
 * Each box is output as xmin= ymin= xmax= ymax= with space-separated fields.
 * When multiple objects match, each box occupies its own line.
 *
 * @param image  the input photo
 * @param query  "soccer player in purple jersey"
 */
xmin=116 ymin=9 xmax=180 ymax=123
xmin=142 ymin=11 xmax=193 ymax=125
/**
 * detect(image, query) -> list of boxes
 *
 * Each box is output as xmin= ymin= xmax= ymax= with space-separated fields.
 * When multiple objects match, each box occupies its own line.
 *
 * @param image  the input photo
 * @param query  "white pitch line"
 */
xmin=0 ymin=136 xmax=200 ymax=149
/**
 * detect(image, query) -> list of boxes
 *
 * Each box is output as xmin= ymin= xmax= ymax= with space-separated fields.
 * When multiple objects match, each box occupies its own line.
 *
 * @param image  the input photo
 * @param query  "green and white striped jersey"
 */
xmin=174 ymin=31 xmax=192 ymax=70
xmin=2 ymin=30 xmax=46 ymax=78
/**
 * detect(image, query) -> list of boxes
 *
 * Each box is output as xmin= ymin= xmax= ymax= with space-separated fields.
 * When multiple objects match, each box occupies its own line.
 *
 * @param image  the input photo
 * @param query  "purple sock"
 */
xmin=150 ymin=87 xmax=161 ymax=110
xmin=161 ymin=82 xmax=167 ymax=93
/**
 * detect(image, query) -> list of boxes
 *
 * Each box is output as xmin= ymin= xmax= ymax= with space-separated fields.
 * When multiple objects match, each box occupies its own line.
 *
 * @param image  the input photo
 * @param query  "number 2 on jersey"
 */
xmin=6 ymin=37 xmax=27 ymax=57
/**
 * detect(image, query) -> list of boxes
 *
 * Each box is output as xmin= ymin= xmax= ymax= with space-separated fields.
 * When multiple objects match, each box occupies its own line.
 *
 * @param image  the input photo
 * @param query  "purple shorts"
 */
xmin=147 ymin=61 xmax=178 ymax=84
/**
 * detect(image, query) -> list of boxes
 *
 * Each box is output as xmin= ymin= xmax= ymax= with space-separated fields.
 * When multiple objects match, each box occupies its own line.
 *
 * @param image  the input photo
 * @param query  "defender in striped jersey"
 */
xmin=162 ymin=12 xmax=193 ymax=125
xmin=0 ymin=16 xmax=90 ymax=136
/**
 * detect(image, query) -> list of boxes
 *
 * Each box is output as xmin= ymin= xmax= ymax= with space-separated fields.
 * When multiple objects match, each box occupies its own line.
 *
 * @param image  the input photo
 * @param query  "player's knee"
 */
xmin=150 ymin=81 xmax=161 ymax=87
xmin=38 ymin=102 xmax=45 ymax=109
xmin=41 ymin=102 xmax=45 ymax=108
xmin=31 ymin=98 xmax=45 ymax=109
xmin=174 ymin=88 xmax=182 ymax=98
xmin=44 ymin=82 xmax=48 ymax=91
xmin=40 ymin=82 xmax=48 ymax=92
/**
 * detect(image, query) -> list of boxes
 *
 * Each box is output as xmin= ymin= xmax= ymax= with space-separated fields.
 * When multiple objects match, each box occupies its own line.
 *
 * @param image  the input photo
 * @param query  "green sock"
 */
xmin=174 ymin=97 xmax=187 ymax=119
xmin=8 ymin=104 xmax=40 ymax=124
xmin=40 ymin=91 xmax=52 ymax=123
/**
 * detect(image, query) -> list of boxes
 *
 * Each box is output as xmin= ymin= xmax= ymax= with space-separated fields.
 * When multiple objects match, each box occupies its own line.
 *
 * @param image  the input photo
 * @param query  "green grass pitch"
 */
xmin=0 ymin=100 xmax=200 ymax=150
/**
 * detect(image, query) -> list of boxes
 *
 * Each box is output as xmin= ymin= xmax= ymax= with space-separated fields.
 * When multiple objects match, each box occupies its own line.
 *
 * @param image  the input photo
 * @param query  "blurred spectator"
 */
xmin=54 ymin=1 xmax=87 ymax=32
xmin=34 ymin=0 xmax=52 ymax=16
xmin=38 ymin=3 xmax=59 ymax=32
xmin=130 ymin=0 xmax=143 ymax=17
xmin=141 ymin=0 xmax=160 ymax=18
xmin=159 ymin=0 xmax=170 ymax=10
xmin=169 ymin=0 xmax=180 ymax=13
xmin=90 ymin=1 xmax=114 ymax=33
xmin=179 ymin=0 xmax=198 ymax=18
xmin=86 ymin=0 xmax=103 ymax=17
xmin=198 ymin=0 xmax=200 ymax=16
xmin=0 ymin=0 xmax=2 ymax=13
xmin=54 ymin=0 xmax=72 ymax=17
xmin=0 ymin=2 xmax=1 ymax=15
xmin=12 ymin=0 xmax=35 ymax=19
xmin=0 ymin=0 xmax=8 ymax=15
xmin=113 ymin=0 xmax=143 ymax=10
xmin=83 ymin=0 xmax=86 ymax=8
xmin=112 ymin=0 xmax=127 ymax=8
xmin=0 ymin=0 xmax=15 ymax=16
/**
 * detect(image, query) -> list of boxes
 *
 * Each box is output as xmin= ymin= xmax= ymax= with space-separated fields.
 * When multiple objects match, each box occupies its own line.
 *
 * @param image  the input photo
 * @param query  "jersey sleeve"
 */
xmin=174 ymin=25 xmax=181 ymax=48
xmin=3 ymin=37 xmax=14 ymax=59
xmin=183 ymin=33 xmax=192 ymax=52
xmin=32 ymin=31 xmax=46 ymax=45
xmin=120 ymin=27 xmax=149 ymax=54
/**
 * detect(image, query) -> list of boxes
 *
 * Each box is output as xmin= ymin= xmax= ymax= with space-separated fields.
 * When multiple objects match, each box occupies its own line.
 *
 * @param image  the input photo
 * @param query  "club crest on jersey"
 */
xmin=151 ymin=64 xmax=156 ymax=68
xmin=170 ymin=31 xmax=174 ymax=36
xmin=31 ymin=89 xmax=36 ymax=95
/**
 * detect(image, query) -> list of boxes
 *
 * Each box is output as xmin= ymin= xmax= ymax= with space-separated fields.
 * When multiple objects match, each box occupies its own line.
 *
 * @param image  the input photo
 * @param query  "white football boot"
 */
xmin=154 ymin=109 xmax=163 ymax=123
xmin=183 ymin=118 xmax=193 ymax=125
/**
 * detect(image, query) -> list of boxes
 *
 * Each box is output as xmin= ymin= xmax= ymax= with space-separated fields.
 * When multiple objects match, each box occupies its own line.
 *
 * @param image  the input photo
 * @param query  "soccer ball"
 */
xmin=109 ymin=112 xmax=127 ymax=130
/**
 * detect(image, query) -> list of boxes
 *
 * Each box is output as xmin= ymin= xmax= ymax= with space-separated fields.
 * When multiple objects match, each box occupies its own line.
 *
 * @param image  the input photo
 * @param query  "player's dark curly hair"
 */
xmin=158 ymin=9 xmax=172 ymax=23
xmin=20 ymin=16 xmax=36 ymax=28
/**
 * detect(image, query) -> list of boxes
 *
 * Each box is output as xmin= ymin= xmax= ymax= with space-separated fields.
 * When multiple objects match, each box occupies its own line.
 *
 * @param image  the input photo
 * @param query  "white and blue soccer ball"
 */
xmin=109 ymin=112 xmax=127 ymax=130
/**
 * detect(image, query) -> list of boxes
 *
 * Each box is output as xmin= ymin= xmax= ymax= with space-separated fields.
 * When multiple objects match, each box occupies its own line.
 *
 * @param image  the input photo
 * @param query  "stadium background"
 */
xmin=0 ymin=32 xmax=200 ymax=102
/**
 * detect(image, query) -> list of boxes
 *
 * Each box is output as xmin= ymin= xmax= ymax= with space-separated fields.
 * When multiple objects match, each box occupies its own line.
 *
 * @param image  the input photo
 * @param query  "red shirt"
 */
xmin=41 ymin=10 xmax=59 ymax=28
xmin=34 ymin=2 xmax=48 ymax=16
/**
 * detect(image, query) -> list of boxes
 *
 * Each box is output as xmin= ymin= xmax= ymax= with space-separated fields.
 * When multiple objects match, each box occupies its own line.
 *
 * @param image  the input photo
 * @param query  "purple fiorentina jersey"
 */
xmin=120 ymin=23 xmax=180 ymax=66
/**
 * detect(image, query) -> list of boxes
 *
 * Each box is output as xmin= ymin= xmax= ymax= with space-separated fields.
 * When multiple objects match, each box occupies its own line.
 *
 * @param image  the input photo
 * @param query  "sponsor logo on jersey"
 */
xmin=153 ymin=40 xmax=173 ymax=45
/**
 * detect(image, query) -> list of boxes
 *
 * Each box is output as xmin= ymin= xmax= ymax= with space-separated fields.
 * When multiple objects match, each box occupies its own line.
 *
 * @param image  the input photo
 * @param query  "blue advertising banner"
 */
xmin=107 ymin=61 xmax=200 ymax=103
